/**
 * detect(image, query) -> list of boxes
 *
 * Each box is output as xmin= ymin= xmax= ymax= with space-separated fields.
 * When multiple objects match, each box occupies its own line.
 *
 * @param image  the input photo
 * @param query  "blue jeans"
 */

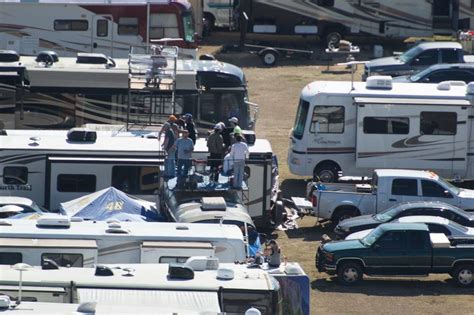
xmin=164 ymin=148 xmax=176 ymax=178
xmin=233 ymin=160 xmax=245 ymax=188
xmin=177 ymin=159 xmax=192 ymax=180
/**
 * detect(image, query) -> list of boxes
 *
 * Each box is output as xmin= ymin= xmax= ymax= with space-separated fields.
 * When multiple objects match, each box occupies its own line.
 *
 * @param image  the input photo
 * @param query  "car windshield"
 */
xmin=399 ymin=46 xmax=422 ymax=63
xmin=449 ymin=220 xmax=469 ymax=233
xmin=360 ymin=226 xmax=385 ymax=247
xmin=409 ymin=66 xmax=433 ymax=82
xmin=374 ymin=205 xmax=402 ymax=222
xmin=437 ymin=177 xmax=461 ymax=195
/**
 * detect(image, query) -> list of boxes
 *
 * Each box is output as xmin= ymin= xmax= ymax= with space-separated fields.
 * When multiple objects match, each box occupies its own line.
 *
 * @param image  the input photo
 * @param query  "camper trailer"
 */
xmin=0 ymin=52 xmax=256 ymax=131
xmin=0 ymin=129 xmax=276 ymax=226
xmin=235 ymin=0 xmax=474 ymax=44
xmin=288 ymin=77 xmax=474 ymax=182
xmin=0 ymin=0 xmax=197 ymax=58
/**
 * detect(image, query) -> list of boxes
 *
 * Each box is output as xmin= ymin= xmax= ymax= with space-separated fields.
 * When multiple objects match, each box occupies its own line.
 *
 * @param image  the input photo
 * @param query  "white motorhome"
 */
xmin=203 ymin=0 xmax=234 ymax=30
xmin=288 ymin=77 xmax=474 ymax=182
xmin=0 ymin=0 xmax=197 ymax=58
xmin=236 ymin=0 xmax=474 ymax=44
xmin=0 ymin=217 xmax=246 ymax=266
xmin=0 ymin=128 xmax=276 ymax=226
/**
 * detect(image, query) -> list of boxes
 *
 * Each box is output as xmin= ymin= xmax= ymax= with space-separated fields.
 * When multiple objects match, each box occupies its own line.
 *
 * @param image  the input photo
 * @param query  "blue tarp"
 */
xmin=59 ymin=187 xmax=164 ymax=222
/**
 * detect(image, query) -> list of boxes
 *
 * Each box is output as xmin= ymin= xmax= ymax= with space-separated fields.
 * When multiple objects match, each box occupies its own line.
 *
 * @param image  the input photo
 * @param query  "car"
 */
xmin=392 ymin=63 xmax=474 ymax=83
xmin=334 ymin=201 xmax=474 ymax=239
xmin=345 ymin=215 xmax=474 ymax=240
xmin=0 ymin=196 xmax=48 ymax=218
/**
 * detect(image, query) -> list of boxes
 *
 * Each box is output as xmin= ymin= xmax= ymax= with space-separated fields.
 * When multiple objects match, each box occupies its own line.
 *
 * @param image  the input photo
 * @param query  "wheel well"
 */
xmin=337 ymin=259 xmax=364 ymax=271
xmin=331 ymin=206 xmax=360 ymax=221
xmin=453 ymin=261 xmax=474 ymax=270
xmin=320 ymin=23 xmax=347 ymax=36
xmin=314 ymin=160 xmax=341 ymax=175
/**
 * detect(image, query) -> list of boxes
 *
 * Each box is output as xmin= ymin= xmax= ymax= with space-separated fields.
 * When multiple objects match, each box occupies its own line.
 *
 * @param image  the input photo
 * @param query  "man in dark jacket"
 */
xmin=207 ymin=123 xmax=225 ymax=182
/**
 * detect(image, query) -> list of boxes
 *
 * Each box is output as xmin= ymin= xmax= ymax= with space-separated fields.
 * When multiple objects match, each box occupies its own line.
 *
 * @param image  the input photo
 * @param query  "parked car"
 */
xmin=307 ymin=169 xmax=474 ymax=225
xmin=334 ymin=201 xmax=474 ymax=239
xmin=363 ymin=41 xmax=474 ymax=80
xmin=345 ymin=216 xmax=474 ymax=240
xmin=316 ymin=223 xmax=474 ymax=287
xmin=392 ymin=63 xmax=474 ymax=83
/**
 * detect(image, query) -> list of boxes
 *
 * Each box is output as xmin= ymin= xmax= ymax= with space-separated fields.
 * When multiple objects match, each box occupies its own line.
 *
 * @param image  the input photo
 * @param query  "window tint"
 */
xmin=422 ymin=180 xmax=451 ymax=198
xmin=427 ymin=224 xmax=451 ymax=236
xmin=42 ymin=253 xmax=83 ymax=267
xmin=3 ymin=166 xmax=28 ymax=185
xmin=441 ymin=49 xmax=459 ymax=63
xmin=392 ymin=179 xmax=418 ymax=196
xmin=149 ymin=13 xmax=179 ymax=38
xmin=0 ymin=252 xmax=22 ymax=265
xmin=96 ymin=19 xmax=108 ymax=37
xmin=57 ymin=174 xmax=96 ymax=192
xmin=310 ymin=106 xmax=344 ymax=133
xmin=54 ymin=20 xmax=88 ymax=31
xmin=420 ymin=111 xmax=456 ymax=135
xmin=426 ymin=70 xmax=474 ymax=83
xmin=407 ymin=231 xmax=429 ymax=250
xmin=377 ymin=231 xmax=405 ymax=249
xmin=363 ymin=117 xmax=409 ymax=134
xmin=159 ymin=256 xmax=189 ymax=264
xmin=293 ymin=100 xmax=309 ymax=140
xmin=118 ymin=17 xmax=138 ymax=35
xmin=413 ymin=49 xmax=438 ymax=66
xmin=395 ymin=208 xmax=423 ymax=218
xmin=112 ymin=166 xmax=159 ymax=195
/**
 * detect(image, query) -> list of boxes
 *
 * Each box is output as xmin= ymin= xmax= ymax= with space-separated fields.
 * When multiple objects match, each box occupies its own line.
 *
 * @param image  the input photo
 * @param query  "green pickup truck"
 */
xmin=316 ymin=223 xmax=474 ymax=287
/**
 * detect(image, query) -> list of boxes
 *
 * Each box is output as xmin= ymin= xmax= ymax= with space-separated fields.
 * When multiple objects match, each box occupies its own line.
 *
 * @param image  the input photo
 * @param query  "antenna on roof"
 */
xmin=12 ymin=263 xmax=32 ymax=306
xmin=337 ymin=60 xmax=368 ymax=91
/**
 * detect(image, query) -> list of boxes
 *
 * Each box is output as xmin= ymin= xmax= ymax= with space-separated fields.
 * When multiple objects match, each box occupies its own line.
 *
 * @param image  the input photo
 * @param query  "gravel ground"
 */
xmin=201 ymin=33 xmax=474 ymax=314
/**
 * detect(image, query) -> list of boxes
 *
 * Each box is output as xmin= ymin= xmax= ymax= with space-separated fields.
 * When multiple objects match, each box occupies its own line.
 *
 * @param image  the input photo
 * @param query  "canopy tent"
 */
xmin=59 ymin=187 xmax=164 ymax=222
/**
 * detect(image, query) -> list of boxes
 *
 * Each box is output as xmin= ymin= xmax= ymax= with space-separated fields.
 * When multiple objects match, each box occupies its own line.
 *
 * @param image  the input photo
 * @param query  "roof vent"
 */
xmin=76 ymin=53 xmax=115 ymax=67
xmin=106 ymin=222 xmax=129 ymax=234
xmin=168 ymin=264 xmax=195 ymax=280
xmin=67 ymin=128 xmax=97 ymax=143
xmin=95 ymin=265 xmax=114 ymax=277
xmin=77 ymin=302 xmax=97 ymax=313
xmin=366 ymin=76 xmax=392 ymax=90
xmin=284 ymin=263 xmax=304 ymax=275
xmin=37 ymin=214 xmax=71 ymax=228
xmin=185 ymin=256 xmax=219 ymax=271
xmin=201 ymin=197 xmax=227 ymax=211
xmin=36 ymin=51 xmax=59 ymax=65
xmin=216 ymin=268 xmax=234 ymax=280
xmin=0 ymin=295 xmax=11 ymax=309
xmin=0 ymin=50 xmax=20 ymax=63
xmin=0 ymin=220 xmax=12 ymax=226
xmin=467 ymin=82 xmax=474 ymax=95
xmin=437 ymin=80 xmax=466 ymax=91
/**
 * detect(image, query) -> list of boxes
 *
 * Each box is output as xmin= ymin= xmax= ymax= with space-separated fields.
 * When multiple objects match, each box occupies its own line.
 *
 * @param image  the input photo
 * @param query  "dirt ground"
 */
xmin=201 ymin=33 xmax=474 ymax=314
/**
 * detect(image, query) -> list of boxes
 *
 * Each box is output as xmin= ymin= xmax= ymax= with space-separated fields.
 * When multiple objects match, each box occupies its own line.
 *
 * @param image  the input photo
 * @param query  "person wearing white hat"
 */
xmin=228 ymin=116 xmax=242 ymax=137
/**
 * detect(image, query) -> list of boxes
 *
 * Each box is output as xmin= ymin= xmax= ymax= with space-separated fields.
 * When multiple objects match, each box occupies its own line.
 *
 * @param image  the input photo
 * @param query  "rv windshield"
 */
xmin=399 ymin=46 xmax=422 ymax=63
xmin=293 ymin=99 xmax=309 ymax=140
xmin=182 ymin=12 xmax=195 ymax=42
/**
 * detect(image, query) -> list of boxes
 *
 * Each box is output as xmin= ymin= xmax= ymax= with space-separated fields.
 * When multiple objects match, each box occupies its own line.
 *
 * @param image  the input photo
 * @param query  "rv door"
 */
xmin=355 ymin=98 xmax=469 ymax=178
xmin=92 ymin=15 xmax=114 ymax=56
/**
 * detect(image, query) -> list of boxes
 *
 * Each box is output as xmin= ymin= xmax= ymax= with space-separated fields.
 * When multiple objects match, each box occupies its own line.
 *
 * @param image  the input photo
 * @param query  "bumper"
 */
xmin=316 ymin=246 xmax=337 ymax=274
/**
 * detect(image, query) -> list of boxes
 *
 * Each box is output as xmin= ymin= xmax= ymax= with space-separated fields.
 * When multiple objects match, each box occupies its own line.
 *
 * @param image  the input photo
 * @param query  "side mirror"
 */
xmin=444 ymin=190 xmax=453 ymax=198
xmin=421 ymin=77 xmax=430 ymax=83
xmin=373 ymin=244 xmax=381 ymax=251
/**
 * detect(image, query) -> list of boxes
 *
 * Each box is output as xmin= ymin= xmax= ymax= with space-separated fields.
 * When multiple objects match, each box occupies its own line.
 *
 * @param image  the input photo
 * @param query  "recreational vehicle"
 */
xmin=0 ymin=218 xmax=246 ymax=266
xmin=0 ymin=52 xmax=256 ymax=131
xmin=0 ymin=0 xmax=197 ymax=58
xmin=203 ymin=0 xmax=234 ymax=30
xmin=0 ymin=129 xmax=276 ymax=226
xmin=235 ymin=0 xmax=474 ymax=44
xmin=288 ymin=77 xmax=474 ymax=182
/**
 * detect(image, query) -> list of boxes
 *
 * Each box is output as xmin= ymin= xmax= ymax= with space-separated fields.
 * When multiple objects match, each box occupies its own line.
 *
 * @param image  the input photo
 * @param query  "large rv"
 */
xmin=0 ymin=52 xmax=256 ymax=131
xmin=288 ymin=77 xmax=474 ymax=182
xmin=235 ymin=0 xmax=474 ymax=44
xmin=0 ymin=129 xmax=276 ymax=226
xmin=0 ymin=0 xmax=197 ymax=58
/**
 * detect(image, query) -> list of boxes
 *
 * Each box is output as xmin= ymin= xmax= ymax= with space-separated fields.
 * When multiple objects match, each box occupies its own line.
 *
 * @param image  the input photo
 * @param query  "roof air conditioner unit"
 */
xmin=37 ymin=214 xmax=71 ymax=228
xmin=0 ymin=295 xmax=11 ymax=309
xmin=0 ymin=50 xmax=20 ymax=63
xmin=36 ymin=51 xmax=59 ymax=64
xmin=201 ymin=197 xmax=227 ymax=211
xmin=67 ymin=128 xmax=97 ymax=143
xmin=185 ymin=256 xmax=219 ymax=271
xmin=168 ymin=264 xmax=195 ymax=279
xmin=467 ymin=82 xmax=474 ymax=95
xmin=95 ymin=265 xmax=114 ymax=277
xmin=216 ymin=268 xmax=234 ymax=280
xmin=366 ymin=76 xmax=393 ymax=90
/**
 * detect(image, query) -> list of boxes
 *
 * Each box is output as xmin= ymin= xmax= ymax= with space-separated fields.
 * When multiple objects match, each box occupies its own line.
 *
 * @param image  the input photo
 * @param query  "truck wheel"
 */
xmin=453 ymin=265 xmax=474 ymax=287
xmin=338 ymin=262 xmax=363 ymax=285
xmin=314 ymin=163 xmax=340 ymax=183
xmin=260 ymin=50 xmax=278 ymax=66
xmin=332 ymin=209 xmax=357 ymax=225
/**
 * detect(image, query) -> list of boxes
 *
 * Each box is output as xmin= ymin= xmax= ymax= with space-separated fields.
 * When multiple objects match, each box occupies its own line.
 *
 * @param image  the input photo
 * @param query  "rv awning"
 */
xmin=77 ymin=288 xmax=221 ymax=313
xmin=354 ymin=97 xmax=471 ymax=106
xmin=0 ymin=238 xmax=97 ymax=249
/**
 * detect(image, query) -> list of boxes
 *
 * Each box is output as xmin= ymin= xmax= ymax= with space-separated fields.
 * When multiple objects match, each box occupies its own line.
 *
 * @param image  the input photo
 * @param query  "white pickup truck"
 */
xmin=307 ymin=169 xmax=474 ymax=224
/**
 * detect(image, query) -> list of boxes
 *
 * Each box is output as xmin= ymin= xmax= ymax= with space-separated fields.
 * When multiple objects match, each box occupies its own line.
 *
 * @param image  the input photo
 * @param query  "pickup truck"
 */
xmin=306 ymin=169 xmax=474 ymax=225
xmin=316 ymin=223 xmax=474 ymax=287
xmin=363 ymin=41 xmax=474 ymax=80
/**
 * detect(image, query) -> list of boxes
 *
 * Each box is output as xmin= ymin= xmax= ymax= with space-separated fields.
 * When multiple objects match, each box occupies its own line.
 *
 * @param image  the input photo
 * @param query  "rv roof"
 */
xmin=0 ymin=0 xmax=177 ymax=4
xmin=0 ymin=263 xmax=274 ymax=291
xmin=374 ymin=169 xmax=439 ymax=180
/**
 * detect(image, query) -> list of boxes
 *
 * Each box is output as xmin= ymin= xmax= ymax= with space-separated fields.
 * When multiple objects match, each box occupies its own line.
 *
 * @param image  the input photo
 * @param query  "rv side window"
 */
xmin=118 ymin=17 xmax=139 ymax=35
xmin=159 ymin=257 xmax=189 ymax=264
xmin=41 ymin=253 xmax=83 ymax=267
xmin=310 ymin=106 xmax=344 ymax=133
xmin=54 ymin=20 xmax=88 ymax=31
xmin=150 ymin=14 xmax=180 ymax=38
xmin=222 ymin=291 xmax=271 ymax=314
xmin=112 ymin=166 xmax=160 ymax=195
xmin=57 ymin=174 xmax=96 ymax=192
xmin=420 ymin=112 xmax=456 ymax=135
xmin=391 ymin=179 xmax=418 ymax=196
xmin=0 ymin=252 xmax=22 ymax=265
xmin=363 ymin=117 xmax=409 ymax=134
xmin=96 ymin=19 xmax=108 ymax=37
xmin=3 ymin=166 xmax=28 ymax=185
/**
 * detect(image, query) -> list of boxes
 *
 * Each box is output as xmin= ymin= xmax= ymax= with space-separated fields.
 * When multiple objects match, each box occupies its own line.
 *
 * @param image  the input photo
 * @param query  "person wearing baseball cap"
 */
xmin=207 ymin=123 xmax=226 ymax=182
xmin=228 ymin=116 xmax=242 ymax=138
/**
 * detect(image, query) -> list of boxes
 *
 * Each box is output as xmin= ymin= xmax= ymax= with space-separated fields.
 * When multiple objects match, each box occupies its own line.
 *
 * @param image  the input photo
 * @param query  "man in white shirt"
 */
xmin=229 ymin=135 xmax=249 ymax=188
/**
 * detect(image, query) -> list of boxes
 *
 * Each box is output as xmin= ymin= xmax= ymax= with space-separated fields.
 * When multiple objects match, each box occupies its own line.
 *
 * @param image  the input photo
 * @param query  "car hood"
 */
xmin=346 ymin=229 xmax=373 ymax=240
xmin=458 ymin=189 xmax=474 ymax=199
xmin=323 ymin=239 xmax=366 ymax=252
xmin=337 ymin=214 xmax=381 ymax=230
xmin=366 ymin=56 xmax=404 ymax=69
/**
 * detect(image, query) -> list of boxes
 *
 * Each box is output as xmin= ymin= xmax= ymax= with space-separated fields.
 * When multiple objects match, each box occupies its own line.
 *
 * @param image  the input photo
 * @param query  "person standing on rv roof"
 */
xmin=207 ymin=123 xmax=226 ymax=182
xmin=184 ymin=113 xmax=197 ymax=144
xmin=229 ymin=116 xmax=242 ymax=137
xmin=175 ymin=129 xmax=194 ymax=184
xmin=229 ymin=134 xmax=248 ymax=188
xmin=161 ymin=115 xmax=178 ymax=179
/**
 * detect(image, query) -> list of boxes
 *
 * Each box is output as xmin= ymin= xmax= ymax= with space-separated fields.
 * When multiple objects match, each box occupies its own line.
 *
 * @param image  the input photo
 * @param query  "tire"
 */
xmin=260 ymin=50 xmax=278 ymax=66
xmin=332 ymin=208 xmax=358 ymax=225
xmin=326 ymin=31 xmax=342 ymax=47
xmin=337 ymin=262 xmax=363 ymax=285
xmin=314 ymin=163 xmax=340 ymax=183
xmin=452 ymin=264 xmax=474 ymax=287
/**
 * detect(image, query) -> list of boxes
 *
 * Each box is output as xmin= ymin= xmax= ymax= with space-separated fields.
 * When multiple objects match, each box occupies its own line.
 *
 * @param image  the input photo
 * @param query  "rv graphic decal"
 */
xmin=314 ymin=137 xmax=341 ymax=145
xmin=391 ymin=135 xmax=446 ymax=148
xmin=0 ymin=184 xmax=32 ymax=191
